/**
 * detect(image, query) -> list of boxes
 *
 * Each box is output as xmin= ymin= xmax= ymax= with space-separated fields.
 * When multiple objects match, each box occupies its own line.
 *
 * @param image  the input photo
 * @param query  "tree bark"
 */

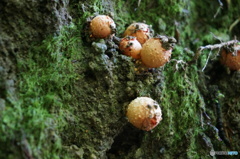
xmin=0 ymin=0 xmax=239 ymax=158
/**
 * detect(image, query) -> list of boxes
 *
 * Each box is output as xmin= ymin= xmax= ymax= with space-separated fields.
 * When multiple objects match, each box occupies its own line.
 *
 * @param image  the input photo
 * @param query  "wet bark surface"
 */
xmin=0 ymin=0 xmax=239 ymax=158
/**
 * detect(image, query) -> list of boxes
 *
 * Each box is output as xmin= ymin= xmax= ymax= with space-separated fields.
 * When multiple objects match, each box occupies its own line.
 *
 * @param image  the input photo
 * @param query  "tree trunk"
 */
xmin=0 ymin=0 xmax=239 ymax=158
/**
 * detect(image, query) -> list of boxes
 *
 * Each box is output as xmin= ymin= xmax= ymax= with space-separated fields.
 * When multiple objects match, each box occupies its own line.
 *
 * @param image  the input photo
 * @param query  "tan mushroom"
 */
xmin=123 ymin=22 xmax=151 ymax=45
xmin=119 ymin=36 xmax=142 ymax=59
xmin=220 ymin=44 xmax=240 ymax=71
xmin=126 ymin=97 xmax=162 ymax=131
xmin=90 ymin=15 xmax=116 ymax=39
xmin=140 ymin=38 xmax=172 ymax=68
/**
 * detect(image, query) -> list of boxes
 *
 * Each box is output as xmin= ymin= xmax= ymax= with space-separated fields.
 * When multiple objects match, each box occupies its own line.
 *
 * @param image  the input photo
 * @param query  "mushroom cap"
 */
xmin=126 ymin=97 xmax=162 ymax=131
xmin=119 ymin=36 xmax=142 ymax=59
xmin=141 ymin=38 xmax=172 ymax=68
xmin=220 ymin=45 xmax=240 ymax=71
xmin=90 ymin=15 xmax=116 ymax=39
xmin=123 ymin=23 xmax=151 ymax=45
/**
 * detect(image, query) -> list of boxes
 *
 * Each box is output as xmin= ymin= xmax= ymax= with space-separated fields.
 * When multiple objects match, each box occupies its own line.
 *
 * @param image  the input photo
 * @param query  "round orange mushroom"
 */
xmin=220 ymin=44 xmax=240 ymax=71
xmin=90 ymin=15 xmax=116 ymax=39
xmin=140 ymin=37 xmax=175 ymax=68
xmin=126 ymin=97 xmax=162 ymax=131
xmin=123 ymin=22 xmax=152 ymax=45
xmin=119 ymin=36 xmax=142 ymax=59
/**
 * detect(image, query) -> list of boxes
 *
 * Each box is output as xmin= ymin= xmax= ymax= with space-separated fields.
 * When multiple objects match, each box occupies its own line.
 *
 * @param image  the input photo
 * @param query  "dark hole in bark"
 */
xmin=106 ymin=124 xmax=144 ymax=158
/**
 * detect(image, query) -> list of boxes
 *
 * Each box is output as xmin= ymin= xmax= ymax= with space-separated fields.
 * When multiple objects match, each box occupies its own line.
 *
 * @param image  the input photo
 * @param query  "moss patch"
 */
xmin=0 ymin=0 xmax=240 ymax=158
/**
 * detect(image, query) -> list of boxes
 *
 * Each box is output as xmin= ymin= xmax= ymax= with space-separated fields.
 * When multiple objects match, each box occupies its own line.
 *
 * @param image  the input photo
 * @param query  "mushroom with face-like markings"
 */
xmin=126 ymin=97 xmax=162 ymax=131
xmin=119 ymin=36 xmax=142 ymax=59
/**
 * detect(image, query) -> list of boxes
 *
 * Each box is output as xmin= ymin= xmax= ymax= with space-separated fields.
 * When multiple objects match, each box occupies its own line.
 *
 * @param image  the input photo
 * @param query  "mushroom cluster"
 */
xmin=87 ymin=15 xmax=168 ymax=131
xmin=120 ymin=22 xmax=176 ymax=68
xmin=126 ymin=97 xmax=162 ymax=131
xmin=88 ymin=15 xmax=176 ymax=68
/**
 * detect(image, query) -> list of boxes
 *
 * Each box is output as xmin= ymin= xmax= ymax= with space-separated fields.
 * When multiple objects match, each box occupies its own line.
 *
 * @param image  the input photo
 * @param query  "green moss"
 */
xmin=139 ymin=45 xmax=207 ymax=158
xmin=160 ymin=64 xmax=203 ymax=156
xmin=1 ymin=0 xmax=239 ymax=158
xmin=0 ymin=19 xmax=87 ymax=157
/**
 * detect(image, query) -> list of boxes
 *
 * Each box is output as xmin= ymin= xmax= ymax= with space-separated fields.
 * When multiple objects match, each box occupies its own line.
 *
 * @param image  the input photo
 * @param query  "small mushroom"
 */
xmin=126 ymin=97 xmax=162 ymax=131
xmin=220 ymin=44 xmax=240 ymax=71
xmin=140 ymin=37 xmax=175 ymax=68
xmin=119 ymin=36 xmax=142 ymax=59
xmin=123 ymin=22 xmax=152 ymax=45
xmin=90 ymin=15 xmax=116 ymax=39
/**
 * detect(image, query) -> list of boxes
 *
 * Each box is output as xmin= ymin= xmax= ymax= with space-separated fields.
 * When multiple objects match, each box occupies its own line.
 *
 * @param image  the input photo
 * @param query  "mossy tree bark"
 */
xmin=0 ymin=0 xmax=239 ymax=159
